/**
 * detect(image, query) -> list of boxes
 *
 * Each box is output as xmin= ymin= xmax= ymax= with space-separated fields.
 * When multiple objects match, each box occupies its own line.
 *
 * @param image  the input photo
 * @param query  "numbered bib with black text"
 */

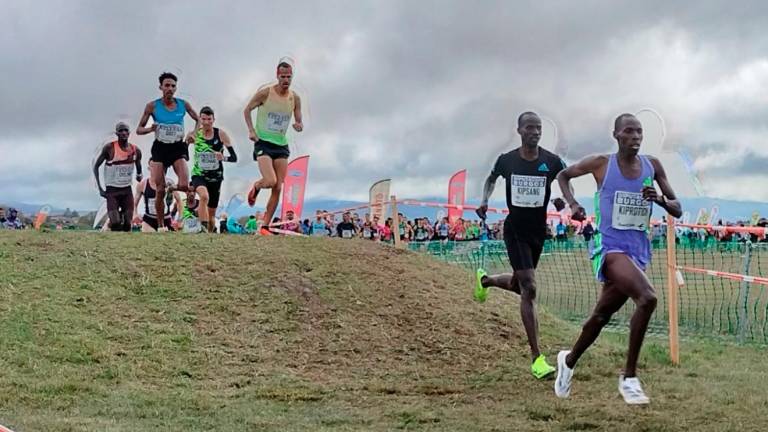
xmin=266 ymin=112 xmax=291 ymax=133
xmin=156 ymin=124 xmax=185 ymax=143
xmin=197 ymin=152 xmax=220 ymax=171
xmin=511 ymin=175 xmax=546 ymax=208
xmin=612 ymin=191 xmax=651 ymax=231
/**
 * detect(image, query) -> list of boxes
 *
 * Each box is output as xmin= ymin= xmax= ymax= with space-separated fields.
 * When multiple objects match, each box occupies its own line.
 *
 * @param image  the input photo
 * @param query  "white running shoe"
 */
xmin=618 ymin=375 xmax=650 ymax=405
xmin=554 ymin=350 xmax=574 ymax=398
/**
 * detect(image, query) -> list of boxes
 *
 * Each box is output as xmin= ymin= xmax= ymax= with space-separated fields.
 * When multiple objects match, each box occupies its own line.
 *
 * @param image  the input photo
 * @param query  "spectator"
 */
xmin=336 ymin=212 xmax=358 ymax=239
xmin=0 ymin=206 xmax=6 ymax=224
xmin=361 ymin=213 xmax=376 ymax=240
xmin=301 ymin=218 xmax=311 ymax=235
xmin=3 ymin=208 xmax=23 ymax=230
xmin=283 ymin=210 xmax=301 ymax=233
xmin=218 ymin=213 xmax=229 ymax=234
xmin=451 ymin=217 xmax=466 ymax=241
xmin=581 ymin=221 xmax=594 ymax=242
xmin=435 ymin=217 xmax=450 ymax=240
xmin=413 ymin=218 xmax=432 ymax=242
xmin=382 ymin=218 xmax=394 ymax=243
xmin=555 ymin=220 xmax=567 ymax=241
xmin=372 ymin=215 xmax=383 ymax=241
xmin=245 ymin=215 xmax=259 ymax=234
xmin=311 ymin=210 xmax=329 ymax=237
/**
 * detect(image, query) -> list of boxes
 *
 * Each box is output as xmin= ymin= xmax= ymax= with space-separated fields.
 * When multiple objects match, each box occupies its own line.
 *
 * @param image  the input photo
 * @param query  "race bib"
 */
xmin=105 ymin=164 xmax=134 ymax=188
xmin=156 ymin=123 xmax=184 ymax=143
xmin=342 ymin=230 xmax=354 ymax=239
xmin=183 ymin=217 xmax=202 ymax=233
xmin=146 ymin=198 xmax=156 ymax=217
xmin=511 ymin=175 xmax=546 ymax=208
xmin=266 ymin=112 xmax=291 ymax=133
xmin=198 ymin=152 xmax=220 ymax=171
xmin=612 ymin=191 xmax=651 ymax=231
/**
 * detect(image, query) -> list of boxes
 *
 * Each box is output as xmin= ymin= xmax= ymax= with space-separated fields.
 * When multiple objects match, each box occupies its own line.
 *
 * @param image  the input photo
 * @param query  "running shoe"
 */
xmin=474 ymin=268 xmax=489 ymax=302
xmin=618 ymin=374 xmax=650 ymax=405
xmin=531 ymin=354 xmax=556 ymax=379
xmin=554 ymin=350 xmax=574 ymax=398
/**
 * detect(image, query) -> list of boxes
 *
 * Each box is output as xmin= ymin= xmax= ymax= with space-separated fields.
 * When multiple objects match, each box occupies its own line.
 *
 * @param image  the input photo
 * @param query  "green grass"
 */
xmin=0 ymin=232 xmax=766 ymax=431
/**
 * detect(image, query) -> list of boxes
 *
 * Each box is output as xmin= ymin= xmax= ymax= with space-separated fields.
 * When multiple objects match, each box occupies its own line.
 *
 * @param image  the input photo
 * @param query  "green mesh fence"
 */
xmin=409 ymin=239 xmax=768 ymax=345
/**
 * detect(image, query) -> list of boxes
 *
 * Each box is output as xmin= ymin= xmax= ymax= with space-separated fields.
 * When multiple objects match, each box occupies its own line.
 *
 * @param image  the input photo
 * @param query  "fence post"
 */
xmin=737 ymin=242 xmax=753 ymax=343
xmin=666 ymin=218 xmax=680 ymax=365
xmin=391 ymin=195 xmax=401 ymax=248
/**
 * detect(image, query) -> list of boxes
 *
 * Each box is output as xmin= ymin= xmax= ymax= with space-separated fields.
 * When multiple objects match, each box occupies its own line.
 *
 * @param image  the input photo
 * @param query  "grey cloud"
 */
xmin=3 ymin=0 xmax=768 ymax=209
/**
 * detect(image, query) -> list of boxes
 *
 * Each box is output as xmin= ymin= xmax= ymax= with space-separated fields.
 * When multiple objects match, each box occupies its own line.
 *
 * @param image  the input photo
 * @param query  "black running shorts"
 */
xmin=151 ymin=140 xmax=188 ymax=168
xmin=253 ymin=139 xmax=290 ymax=160
xmin=191 ymin=176 xmax=222 ymax=209
xmin=503 ymin=216 xmax=545 ymax=271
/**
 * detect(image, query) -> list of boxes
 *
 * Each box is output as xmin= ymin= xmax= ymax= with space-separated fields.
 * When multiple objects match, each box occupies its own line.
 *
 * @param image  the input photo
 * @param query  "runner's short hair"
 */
xmin=158 ymin=72 xmax=178 ymax=84
xmin=200 ymin=106 xmax=214 ymax=116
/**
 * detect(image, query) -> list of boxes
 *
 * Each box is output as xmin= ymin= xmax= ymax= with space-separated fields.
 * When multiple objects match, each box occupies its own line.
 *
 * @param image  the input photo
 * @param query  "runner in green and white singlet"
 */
xmin=187 ymin=106 xmax=237 ymax=232
xmin=243 ymin=60 xmax=304 ymax=235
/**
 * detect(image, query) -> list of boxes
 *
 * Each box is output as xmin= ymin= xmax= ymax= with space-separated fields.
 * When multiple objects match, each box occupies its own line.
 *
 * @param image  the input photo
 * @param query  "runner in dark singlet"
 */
xmin=474 ymin=111 xmax=567 ymax=379
xmin=133 ymin=162 xmax=183 ymax=233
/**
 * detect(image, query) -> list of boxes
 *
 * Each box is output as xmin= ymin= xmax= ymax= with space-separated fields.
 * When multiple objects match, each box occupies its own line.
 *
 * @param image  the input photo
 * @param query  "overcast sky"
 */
xmin=2 ymin=0 xmax=768 ymax=210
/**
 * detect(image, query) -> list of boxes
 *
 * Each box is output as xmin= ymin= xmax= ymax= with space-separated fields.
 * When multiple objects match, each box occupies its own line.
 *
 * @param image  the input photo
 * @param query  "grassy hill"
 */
xmin=0 ymin=232 xmax=766 ymax=431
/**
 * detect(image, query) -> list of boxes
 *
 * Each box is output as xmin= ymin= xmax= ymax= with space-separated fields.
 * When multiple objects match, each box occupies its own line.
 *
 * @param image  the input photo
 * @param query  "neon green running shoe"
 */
xmin=531 ymin=355 xmax=556 ymax=380
xmin=474 ymin=268 xmax=489 ymax=303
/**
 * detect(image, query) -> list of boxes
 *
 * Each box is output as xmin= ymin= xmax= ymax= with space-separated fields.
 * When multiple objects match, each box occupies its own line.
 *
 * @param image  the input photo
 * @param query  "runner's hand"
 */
xmin=136 ymin=173 xmax=143 ymax=182
xmin=570 ymin=202 xmax=587 ymax=221
xmin=642 ymin=186 xmax=660 ymax=204
xmin=248 ymin=129 xmax=259 ymax=142
xmin=475 ymin=204 xmax=488 ymax=221
xmin=215 ymin=152 xmax=224 ymax=161
xmin=185 ymin=132 xmax=196 ymax=144
xmin=293 ymin=122 xmax=303 ymax=132
xmin=132 ymin=216 xmax=141 ymax=225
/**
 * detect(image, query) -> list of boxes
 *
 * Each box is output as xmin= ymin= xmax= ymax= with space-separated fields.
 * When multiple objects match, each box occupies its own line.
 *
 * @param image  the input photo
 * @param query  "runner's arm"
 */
xmin=184 ymin=101 xmax=200 ymax=144
xmin=220 ymin=130 xmax=237 ymax=162
xmin=136 ymin=102 xmax=155 ymax=135
xmin=556 ymin=154 xmax=605 ymax=216
xmin=243 ymin=88 xmax=269 ymax=140
xmin=135 ymin=148 xmax=143 ymax=181
xmin=93 ymin=145 xmax=110 ymax=196
xmin=292 ymin=93 xmax=303 ymax=132
xmin=647 ymin=156 xmax=682 ymax=218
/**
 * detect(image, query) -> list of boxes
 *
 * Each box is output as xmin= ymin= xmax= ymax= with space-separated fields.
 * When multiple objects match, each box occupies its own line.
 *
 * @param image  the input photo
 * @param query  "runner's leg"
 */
xmin=565 ymin=281 xmax=628 ymax=368
xmin=263 ymin=157 xmax=287 ymax=225
xmin=151 ymin=161 xmax=167 ymax=229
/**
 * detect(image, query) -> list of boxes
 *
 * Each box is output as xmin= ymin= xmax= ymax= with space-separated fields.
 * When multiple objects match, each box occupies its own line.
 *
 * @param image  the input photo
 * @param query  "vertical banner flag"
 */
xmin=447 ymin=169 xmax=467 ymax=224
xmin=281 ymin=155 xmax=310 ymax=220
xmin=34 ymin=204 xmax=52 ymax=230
xmin=369 ymin=179 xmax=391 ymax=221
